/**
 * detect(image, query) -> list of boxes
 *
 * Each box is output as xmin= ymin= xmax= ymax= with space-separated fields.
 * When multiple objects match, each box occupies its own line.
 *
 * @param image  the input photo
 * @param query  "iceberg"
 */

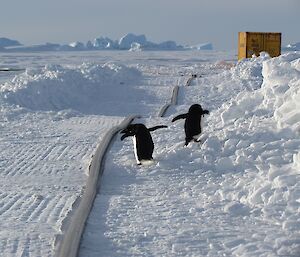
xmin=0 ymin=37 xmax=22 ymax=48
xmin=188 ymin=42 xmax=213 ymax=50
xmin=0 ymin=33 xmax=211 ymax=52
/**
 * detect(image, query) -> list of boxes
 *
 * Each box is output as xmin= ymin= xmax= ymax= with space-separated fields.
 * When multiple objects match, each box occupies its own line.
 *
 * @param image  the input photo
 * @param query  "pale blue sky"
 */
xmin=1 ymin=0 xmax=299 ymax=50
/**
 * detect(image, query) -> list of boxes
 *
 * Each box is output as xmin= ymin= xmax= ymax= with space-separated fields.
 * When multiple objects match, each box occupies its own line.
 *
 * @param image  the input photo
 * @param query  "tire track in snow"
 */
xmin=27 ymin=197 xmax=51 ymax=222
xmin=0 ymin=235 xmax=49 ymax=257
xmin=0 ymin=193 xmax=23 ymax=216
xmin=0 ymin=115 xmax=124 ymax=256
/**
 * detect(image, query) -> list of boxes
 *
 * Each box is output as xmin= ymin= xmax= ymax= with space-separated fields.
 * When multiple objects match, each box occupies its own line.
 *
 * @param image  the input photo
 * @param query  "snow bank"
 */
xmin=0 ymin=63 xmax=143 ymax=115
xmin=261 ymin=52 xmax=300 ymax=132
xmin=211 ymin=52 xmax=300 ymax=255
xmin=202 ymin=53 xmax=300 ymax=254
xmin=219 ymin=52 xmax=298 ymax=129
xmin=219 ymin=52 xmax=300 ymax=180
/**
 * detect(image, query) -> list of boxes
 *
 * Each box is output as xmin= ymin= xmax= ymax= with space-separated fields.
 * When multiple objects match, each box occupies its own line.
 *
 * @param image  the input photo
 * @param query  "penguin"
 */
xmin=172 ymin=104 xmax=209 ymax=146
xmin=120 ymin=123 xmax=167 ymax=165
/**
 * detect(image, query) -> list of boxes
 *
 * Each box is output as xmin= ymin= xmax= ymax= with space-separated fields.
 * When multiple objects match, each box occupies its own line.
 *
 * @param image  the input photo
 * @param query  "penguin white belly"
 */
xmin=193 ymin=118 xmax=204 ymax=141
xmin=132 ymin=136 xmax=140 ymax=164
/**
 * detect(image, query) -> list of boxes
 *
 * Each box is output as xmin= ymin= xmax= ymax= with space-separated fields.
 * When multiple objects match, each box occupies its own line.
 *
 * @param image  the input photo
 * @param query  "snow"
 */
xmin=0 ymin=63 xmax=144 ymax=115
xmin=1 ymin=49 xmax=300 ymax=257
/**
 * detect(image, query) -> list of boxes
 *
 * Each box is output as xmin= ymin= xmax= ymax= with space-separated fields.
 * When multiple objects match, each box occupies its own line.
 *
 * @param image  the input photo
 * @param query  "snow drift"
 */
xmin=262 ymin=53 xmax=300 ymax=132
xmin=0 ymin=63 xmax=143 ymax=115
xmin=210 ymin=52 xmax=300 ymax=256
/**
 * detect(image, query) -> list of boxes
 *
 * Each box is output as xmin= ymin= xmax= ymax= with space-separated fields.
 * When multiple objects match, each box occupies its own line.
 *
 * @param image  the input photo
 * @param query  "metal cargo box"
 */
xmin=238 ymin=32 xmax=281 ymax=60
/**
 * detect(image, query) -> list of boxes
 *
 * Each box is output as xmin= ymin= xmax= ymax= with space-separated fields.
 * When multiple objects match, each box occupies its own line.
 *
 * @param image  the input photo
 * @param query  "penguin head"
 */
xmin=120 ymin=124 xmax=147 ymax=140
xmin=188 ymin=104 xmax=203 ymax=114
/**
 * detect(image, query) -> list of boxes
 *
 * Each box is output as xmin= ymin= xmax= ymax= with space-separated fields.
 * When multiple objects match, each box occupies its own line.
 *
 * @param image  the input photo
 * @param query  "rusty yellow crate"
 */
xmin=238 ymin=32 xmax=281 ymax=60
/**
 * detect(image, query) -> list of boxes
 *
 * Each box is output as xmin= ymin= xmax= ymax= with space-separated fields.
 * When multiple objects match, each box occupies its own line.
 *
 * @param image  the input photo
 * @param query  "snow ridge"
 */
xmin=0 ymin=63 xmax=142 ymax=115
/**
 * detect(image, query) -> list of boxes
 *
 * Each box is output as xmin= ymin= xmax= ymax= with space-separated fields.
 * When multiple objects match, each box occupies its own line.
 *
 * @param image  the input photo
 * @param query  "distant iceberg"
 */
xmin=68 ymin=41 xmax=85 ymax=50
xmin=157 ymin=41 xmax=181 ymax=50
xmin=129 ymin=42 xmax=142 ymax=52
xmin=92 ymin=37 xmax=116 ymax=49
xmin=119 ymin=33 xmax=147 ymax=50
xmin=0 ymin=33 xmax=211 ymax=52
xmin=188 ymin=42 xmax=213 ymax=50
xmin=114 ymin=33 xmax=183 ymax=51
xmin=282 ymin=42 xmax=300 ymax=51
xmin=0 ymin=37 xmax=22 ymax=48
xmin=4 ymin=43 xmax=61 ymax=52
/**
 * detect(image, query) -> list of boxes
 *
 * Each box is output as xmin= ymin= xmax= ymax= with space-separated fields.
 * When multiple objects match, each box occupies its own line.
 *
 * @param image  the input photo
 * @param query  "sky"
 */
xmin=1 ymin=0 xmax=299 ymax=50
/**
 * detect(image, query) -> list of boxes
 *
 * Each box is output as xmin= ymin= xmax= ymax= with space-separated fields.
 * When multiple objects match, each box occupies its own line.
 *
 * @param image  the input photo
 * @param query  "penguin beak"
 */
xmin=120 ymin=133 xmax=130 ymax=141
xmin=120 ymin=125 xmax=136 ymax=140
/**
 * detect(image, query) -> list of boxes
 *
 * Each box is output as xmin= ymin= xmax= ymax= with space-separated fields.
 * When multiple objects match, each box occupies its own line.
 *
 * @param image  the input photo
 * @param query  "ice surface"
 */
xmin=1 ymin=49 xmax=300 ymax=256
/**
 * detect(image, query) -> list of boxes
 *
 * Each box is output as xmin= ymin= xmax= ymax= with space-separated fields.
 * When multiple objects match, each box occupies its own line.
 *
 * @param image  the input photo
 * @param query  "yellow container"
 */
xmin=238 ymin=32 xmax=281 ymax=60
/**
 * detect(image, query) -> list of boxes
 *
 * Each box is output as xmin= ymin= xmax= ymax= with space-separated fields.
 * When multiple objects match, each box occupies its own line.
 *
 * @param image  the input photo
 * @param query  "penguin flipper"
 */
xmin=172 ymin=113 xmax=188 ymax=122
xmin=202 ymin=109 xmax=209 ymax=115
xmin=148 ymin=125 xmax=168 ymax=132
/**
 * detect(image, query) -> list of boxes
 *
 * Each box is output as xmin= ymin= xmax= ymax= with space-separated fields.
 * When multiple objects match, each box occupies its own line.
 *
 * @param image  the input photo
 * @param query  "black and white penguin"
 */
xmin=120 ymin=123 xmax=167 ymax=165
xmin=172 ymin=104 xmax=209 ymax=146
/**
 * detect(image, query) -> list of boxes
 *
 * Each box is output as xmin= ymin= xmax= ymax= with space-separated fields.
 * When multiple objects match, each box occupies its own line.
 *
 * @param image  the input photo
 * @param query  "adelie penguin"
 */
xmin=120 ymin=123 xmax=167 ymax=165
xmin=172 ymin=104 xmax=209 ymax=146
